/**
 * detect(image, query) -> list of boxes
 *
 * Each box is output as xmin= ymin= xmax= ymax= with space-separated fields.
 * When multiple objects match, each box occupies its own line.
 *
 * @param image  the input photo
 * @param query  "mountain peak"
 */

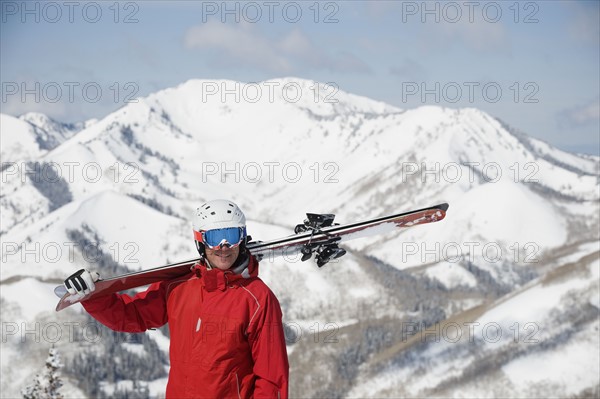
xmin=19 ymin=112 xmax=85 ymax=146
xmin=146 ymin=77 xmax=401 ymax=118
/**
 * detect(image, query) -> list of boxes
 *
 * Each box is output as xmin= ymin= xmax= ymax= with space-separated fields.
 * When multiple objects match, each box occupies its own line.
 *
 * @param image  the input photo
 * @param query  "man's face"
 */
xmin=205 ymin=245 xmax=240 ymax=270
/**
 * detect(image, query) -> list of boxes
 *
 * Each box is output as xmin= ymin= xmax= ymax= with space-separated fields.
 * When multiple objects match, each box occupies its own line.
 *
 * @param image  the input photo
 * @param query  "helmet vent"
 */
xmin=193 ymin=199 xmax=246 ymax=232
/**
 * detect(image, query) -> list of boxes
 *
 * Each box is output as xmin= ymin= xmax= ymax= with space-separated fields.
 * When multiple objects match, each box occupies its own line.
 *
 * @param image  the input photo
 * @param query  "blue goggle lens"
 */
xmin=202 ymin=227 xmax=245 ymax=248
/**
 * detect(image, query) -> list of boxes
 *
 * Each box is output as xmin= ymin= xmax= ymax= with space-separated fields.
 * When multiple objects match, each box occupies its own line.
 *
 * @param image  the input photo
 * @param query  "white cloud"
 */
xmin=0 ymin=77 xmax=126 ymax=123
xmin=357 ymin=1 xmax=510 ymax=54
xmin=184 ymin=22 xmax=292 ymax=73
xmin=571 ymin=101 xmax=600 ymax=125
xmin=566 ymin=1 xmax=600 ymax=46
xmin=1 ymin=94 xmax=70 ymax=120
xmin=278 ymin=29 xmax=313 ymax=57
xmin=183 ymin=22 xmax=370 ymax=74
xmin=390 ymin=59 xmax=428 ymax=81
xmin=400 ymin=6 xmax=510 ymax=55
xmin=558 ymin=98 xmax=600 ymax=127
xmin=434 ymin=18 xmax=509 ymax=54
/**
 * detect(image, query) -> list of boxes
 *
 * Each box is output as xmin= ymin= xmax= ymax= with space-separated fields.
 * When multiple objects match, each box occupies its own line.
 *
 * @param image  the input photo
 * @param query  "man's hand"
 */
xmin=64 ymin=269 xmax=100 ymax=298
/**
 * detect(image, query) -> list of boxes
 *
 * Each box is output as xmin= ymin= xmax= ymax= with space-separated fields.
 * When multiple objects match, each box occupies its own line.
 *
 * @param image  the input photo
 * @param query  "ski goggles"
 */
xmin=199 ymin=227 xmax=246 ymax=249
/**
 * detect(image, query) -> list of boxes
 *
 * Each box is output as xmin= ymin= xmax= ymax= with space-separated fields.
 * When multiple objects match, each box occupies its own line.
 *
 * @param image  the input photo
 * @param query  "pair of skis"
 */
xmin=54 ymin=203 xmax=449 ymax=311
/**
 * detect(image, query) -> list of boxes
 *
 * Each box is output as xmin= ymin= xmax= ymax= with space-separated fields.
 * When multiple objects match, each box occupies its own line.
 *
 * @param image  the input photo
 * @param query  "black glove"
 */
xmin=64 ymin=269 xmax=100 ymax=297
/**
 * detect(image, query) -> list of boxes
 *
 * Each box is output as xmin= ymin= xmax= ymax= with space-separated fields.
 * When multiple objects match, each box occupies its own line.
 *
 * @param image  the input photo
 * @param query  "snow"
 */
xmin=348 ymin=285 xmax=377 ymax=298
xmin=147 ymin=378 xmax=169 ymax=398
xmin=444 ymin=179 xmax=567 ymax=248
xmin=100 ymin=380 xmax=133 ymax=397
xmin=0 ymin=113 xmax=45 ymax=163
xmin=348 ymin=253 xmax=599 ymax=398
xmin=0 ymin=278 xmax=59 ymax=320
xmin=542 ymin=240 xmax=600 ymax=269
xmin=147 ymin=329 xmax=171 ymax=353
xmin=424 ymin=262 xmax=477 ymax=289
xmin=100 ymin=376 xmax=168 ymax=398
xmin=302 ymin=268 xmax=335 ymax=295
xmin=121 ymin=343 xmax=146 ymax=356
xmin=1 ymin=333 xmax=89 ymax=399
xmin=0 ymin=344 xmax=30 ymax=398
xmin=346 ymin=363 xmax=413 ymax=398
xmin=501 ymin=319 xmax=600 ymax=396
xmin=474 ymin=258 xmax=599 ymax=348
xmin=1 ymin=77 xmax=598 ymax=398
xmin=369 ymin=179 xmax=568 ymax=272
xmin=526 ymin=135 xmax=599 ymax=175
xmin=1 ymin=190 xmax=196 ymax=283
xmin=61 ymin=190 xmax=191 ymax=268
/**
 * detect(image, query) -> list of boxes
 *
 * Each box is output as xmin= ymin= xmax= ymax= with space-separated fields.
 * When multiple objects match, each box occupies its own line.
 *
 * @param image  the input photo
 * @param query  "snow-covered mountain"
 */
xmin=1 ymin=78 xmax=598 ymax=398
xmin=0 ymin=113 xmax=91 ymax=166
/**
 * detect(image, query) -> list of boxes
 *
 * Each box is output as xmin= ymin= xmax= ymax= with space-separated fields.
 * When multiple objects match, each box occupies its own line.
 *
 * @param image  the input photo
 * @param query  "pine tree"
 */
xmin=22 ymin=347 xmax=64 ymax=399
xmin=22 ymin=374 xmax=43 ymax=399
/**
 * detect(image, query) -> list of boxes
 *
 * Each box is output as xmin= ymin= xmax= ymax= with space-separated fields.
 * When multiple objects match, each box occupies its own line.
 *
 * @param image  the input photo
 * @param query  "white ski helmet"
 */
xmin=192 ymin=199 xmax=249 ymax=262
xmin=193 ymin=199 xmax=246 ymax=232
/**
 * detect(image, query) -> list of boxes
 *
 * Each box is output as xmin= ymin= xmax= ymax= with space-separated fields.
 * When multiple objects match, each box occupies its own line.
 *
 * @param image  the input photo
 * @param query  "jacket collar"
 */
xmin=192 ymin=254 xmax=259 ymax=292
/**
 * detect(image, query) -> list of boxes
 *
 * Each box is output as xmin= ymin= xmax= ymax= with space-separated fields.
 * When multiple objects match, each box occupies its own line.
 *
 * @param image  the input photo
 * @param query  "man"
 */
xmin=64 ymin=199 xmax=289 ymax=398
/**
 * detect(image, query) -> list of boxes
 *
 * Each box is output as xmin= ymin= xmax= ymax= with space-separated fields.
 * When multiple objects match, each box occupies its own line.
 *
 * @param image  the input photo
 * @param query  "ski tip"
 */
xmin=55 ymin=301 xmax=72 ymax=312
xmin=54 ymin=285 xmax=67 ymax=298
xmin=55 ymin=296 xmax=67 ymax=312
xmin=435 ymin=203 xmax=449 ymax=212
xmin=55 ymin=294 xmax=77 ymax=312
xmin=54 ymin=285 xmax=78 ymax=312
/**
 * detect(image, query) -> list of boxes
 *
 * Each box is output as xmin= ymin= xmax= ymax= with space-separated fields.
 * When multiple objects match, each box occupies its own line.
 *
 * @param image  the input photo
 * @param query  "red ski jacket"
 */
xmin=82 ymin=256 xmax=289 ymax=398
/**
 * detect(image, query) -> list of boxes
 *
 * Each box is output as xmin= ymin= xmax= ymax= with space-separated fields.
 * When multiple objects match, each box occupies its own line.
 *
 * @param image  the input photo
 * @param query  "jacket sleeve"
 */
xmin=81 ymin=281 xmax=168 ymax=333
xmin=248 ymin=289 xmax=289 ymax=399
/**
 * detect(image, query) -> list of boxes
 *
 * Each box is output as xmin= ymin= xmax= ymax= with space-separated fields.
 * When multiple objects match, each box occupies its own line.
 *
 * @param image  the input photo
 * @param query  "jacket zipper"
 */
xmin=235 ymin=373 xmax=242 ymax=399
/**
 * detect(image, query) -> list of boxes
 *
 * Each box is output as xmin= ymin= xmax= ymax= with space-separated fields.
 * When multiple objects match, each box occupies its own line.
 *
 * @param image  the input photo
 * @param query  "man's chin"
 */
xmin=215 ymin=262 xmax=233 ymax=270
xmin=210 ymin=257 xmax=234 ymax=270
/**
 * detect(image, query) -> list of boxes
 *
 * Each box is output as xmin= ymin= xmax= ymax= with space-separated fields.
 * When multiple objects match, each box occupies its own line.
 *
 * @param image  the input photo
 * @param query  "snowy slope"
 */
xmin=1 ymin=77 xmax=598 ymax=398
xmin=0 ymin=112 xmax=87 ymax=165
xmin=1 ymin=114 xmax=47 ymax=164
xmin=347 ymin=249 xmax=599 ymax=398
xmin=19 ymin=112 xmax=91 ymax=145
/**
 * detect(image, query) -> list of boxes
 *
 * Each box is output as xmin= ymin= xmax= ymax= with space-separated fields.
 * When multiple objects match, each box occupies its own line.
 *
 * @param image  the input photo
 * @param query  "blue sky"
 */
xmin=1 ymin=0 xmax=599 ymax=154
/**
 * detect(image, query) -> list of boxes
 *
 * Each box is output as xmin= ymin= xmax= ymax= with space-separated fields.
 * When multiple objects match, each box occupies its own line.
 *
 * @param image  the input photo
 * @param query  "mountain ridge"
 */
xmin=1 ymin=77 xmax=598 ymax=398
